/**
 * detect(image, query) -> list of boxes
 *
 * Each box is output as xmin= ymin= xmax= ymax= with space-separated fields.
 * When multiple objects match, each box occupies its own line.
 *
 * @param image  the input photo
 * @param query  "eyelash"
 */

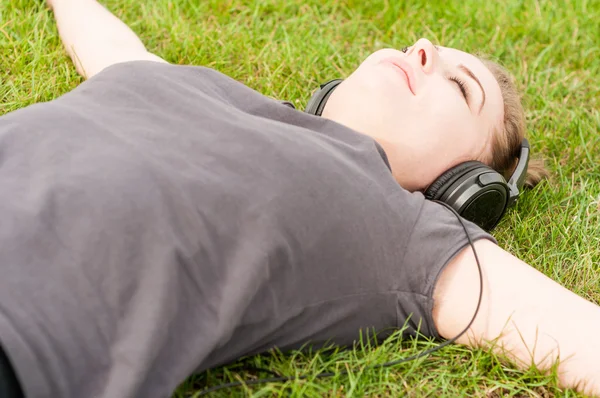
xmin=449 ymin=76 xmax=469 ymax=101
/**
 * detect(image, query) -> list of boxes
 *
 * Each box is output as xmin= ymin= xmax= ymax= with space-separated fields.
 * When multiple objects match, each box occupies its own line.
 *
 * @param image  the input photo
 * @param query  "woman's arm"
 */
xmin=434 ymin=239 xmax=600 ymax=396
xmin=48 ymin=0 xmax=166 ymax=79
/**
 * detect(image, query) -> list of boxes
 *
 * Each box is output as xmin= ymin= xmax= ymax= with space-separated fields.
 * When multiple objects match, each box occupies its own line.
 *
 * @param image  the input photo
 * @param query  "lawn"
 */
xmin=1 ymin=0 xmax=599 ymax=396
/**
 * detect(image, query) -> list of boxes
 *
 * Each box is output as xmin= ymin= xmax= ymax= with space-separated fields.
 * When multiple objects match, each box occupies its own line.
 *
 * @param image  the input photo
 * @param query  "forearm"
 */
xmin=434 ymin=239 xmax=600 ymax=396
xmin=49 ymin=0 xmax=165 ymax=78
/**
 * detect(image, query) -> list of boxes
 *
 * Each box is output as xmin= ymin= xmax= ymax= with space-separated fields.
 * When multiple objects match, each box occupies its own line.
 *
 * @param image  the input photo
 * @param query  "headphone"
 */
xmin=304 ymin=79 xmax=530 ymax=231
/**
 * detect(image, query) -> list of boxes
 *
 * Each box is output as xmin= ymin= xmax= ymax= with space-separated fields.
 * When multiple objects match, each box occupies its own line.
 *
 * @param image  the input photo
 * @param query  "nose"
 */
xmin=409 ymin=38 xmax=438 ymax=74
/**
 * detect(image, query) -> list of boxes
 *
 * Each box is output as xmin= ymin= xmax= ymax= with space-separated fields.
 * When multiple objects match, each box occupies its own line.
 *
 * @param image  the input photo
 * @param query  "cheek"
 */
xmin=404 ymin=94 xmax=482 ymax=170
xmin=416 ymin=89 xmax=476 ymax=143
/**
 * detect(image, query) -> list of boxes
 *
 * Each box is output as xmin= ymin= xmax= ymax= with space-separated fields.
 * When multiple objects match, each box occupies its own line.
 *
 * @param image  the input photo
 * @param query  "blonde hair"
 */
xmin=480 ymin=59 xmax=548 ymax=188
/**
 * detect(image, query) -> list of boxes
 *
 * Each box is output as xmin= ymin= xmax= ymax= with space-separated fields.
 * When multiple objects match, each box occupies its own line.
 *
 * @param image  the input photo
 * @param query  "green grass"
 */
xmin=1 ymin=0 xmax=599 ymax=396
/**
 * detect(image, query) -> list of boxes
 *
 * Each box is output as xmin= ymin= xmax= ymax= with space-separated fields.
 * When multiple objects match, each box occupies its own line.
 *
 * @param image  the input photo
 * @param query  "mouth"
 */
xmin=380 ymin=57 xmax=416 ymax=95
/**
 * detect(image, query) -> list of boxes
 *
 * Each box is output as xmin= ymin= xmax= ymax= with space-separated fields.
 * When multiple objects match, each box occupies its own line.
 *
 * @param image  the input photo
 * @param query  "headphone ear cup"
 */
xmin=425 ymin=161 xmax=511 ymax=231
xmin=424 ymin=161 xmax=482 ymax=200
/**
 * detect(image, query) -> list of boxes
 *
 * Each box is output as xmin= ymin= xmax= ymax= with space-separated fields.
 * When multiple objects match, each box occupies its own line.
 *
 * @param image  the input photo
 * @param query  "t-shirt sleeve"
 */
xmin=398 ymin=197 xmax=497 ymax=339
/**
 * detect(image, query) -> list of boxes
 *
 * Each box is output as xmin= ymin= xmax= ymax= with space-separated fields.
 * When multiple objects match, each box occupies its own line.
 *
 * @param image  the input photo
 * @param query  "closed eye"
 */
xmin=449 ymin=76 xmax=469 ymax=103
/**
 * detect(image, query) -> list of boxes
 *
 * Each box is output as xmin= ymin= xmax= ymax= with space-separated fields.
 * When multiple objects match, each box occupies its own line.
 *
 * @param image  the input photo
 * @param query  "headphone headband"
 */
xmin=305 ymin=79 xmax=344 ymax=116
xmin=506 ymin=138 xmax=530 ymax=207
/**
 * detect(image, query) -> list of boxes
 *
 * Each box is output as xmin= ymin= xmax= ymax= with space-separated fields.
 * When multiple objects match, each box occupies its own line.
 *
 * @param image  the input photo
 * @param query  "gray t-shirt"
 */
xmin=0 ymin=61 xmax=493 ymax=398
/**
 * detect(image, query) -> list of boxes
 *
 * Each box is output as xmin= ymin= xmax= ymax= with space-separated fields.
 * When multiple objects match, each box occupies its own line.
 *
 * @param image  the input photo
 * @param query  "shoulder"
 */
xmin=87 ymin=61 xmax=251 ymax=98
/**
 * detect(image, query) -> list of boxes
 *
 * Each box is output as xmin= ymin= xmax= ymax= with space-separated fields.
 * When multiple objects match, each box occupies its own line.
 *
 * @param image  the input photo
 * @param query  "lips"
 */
xmin=380 ymin=57 xmax=416 ymax=95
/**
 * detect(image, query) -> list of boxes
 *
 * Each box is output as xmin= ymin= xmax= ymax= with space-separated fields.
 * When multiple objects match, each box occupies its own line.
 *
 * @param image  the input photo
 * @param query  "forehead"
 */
xmin=439 ymin=47 xmax=504 ymax=125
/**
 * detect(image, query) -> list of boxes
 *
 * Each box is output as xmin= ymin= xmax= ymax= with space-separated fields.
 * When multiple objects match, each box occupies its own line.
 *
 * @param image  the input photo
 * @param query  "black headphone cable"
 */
xmin=195 ymin=201 xmax=485 ymax=396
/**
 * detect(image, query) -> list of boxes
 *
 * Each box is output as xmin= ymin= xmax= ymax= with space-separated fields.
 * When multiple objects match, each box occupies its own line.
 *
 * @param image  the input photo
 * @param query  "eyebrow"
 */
xmin=458 ymin=64 xmax=486 ymax=114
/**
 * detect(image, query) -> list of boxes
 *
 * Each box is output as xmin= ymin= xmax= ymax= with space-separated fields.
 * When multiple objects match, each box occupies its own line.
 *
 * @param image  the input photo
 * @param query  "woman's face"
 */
xmin=322 ymin=38 xmax=504 ymax=192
